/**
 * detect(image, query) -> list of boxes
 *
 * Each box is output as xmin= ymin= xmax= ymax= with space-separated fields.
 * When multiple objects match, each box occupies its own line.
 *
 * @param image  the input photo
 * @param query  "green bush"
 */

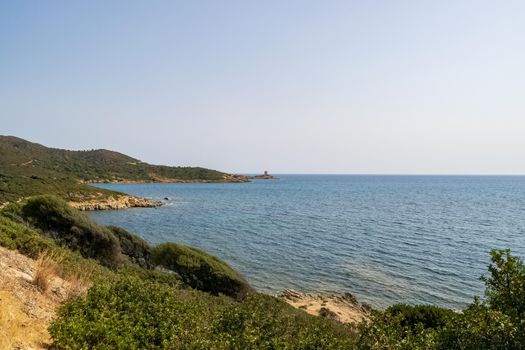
xmin=0 ymin=214 xmax=56 ymax=258
xmin=0 ymin=213 xmax=114 ymax=283
xmin=117 ymin=263 xmax=183 ymax=288
xmin=20 ymin=195 xmax=122 ymax=266
xmin=151 ymin=242 xmax=253 ymax=299
xmin=107 ymin=226 xmax=152 ymax=268
xmin=357 ymin=310 xmax=439 ymax=350
xmin=50 ymin=276 xmax=356 ymax=349
xmin=213 ymin=293 xmax=356 ymax=349
xmin=482 ymin=249 xmax=525 ymax=320
xmin=437 ymin=300 xmax=523 ymax=350
xmin=49 ymin=275 xmax=228 ymax=349
xmin=357 ymin=249 xmax=525 ymax=350
xmin=384 ymin=304 xmax=454 ymax=331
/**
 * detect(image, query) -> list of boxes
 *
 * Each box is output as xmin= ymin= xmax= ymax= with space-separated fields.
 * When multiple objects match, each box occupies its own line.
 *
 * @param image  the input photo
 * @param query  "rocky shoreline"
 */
xmin=278 ymin=289 xmax=371 ymax=324
xmin=68 ymin=195 xmax=162 ymax=211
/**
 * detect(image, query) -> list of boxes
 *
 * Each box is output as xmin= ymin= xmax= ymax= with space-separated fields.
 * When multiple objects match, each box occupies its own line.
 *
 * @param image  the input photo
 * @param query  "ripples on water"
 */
xmin=90 ymin=175 xmax=525 ymax=309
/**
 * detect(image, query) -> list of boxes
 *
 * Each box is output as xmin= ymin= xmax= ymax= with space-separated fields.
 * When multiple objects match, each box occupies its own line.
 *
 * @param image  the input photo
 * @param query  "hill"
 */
xmin=0 ymin=136 xmax=247 ymax=206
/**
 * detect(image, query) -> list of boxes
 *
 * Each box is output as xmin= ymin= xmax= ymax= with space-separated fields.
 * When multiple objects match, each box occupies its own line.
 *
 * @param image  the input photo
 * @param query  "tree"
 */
xmin=481 ymin=249 xmax=525 ymax=320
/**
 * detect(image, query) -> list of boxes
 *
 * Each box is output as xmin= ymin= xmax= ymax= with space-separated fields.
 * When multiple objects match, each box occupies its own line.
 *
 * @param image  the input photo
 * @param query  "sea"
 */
xmin=89 ymin=175 xmax=525 ymax=309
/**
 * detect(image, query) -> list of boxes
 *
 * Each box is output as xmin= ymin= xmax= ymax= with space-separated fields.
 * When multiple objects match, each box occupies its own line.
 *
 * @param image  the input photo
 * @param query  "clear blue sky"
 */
xmin=1 ymin=1 xmax=524 ymax=174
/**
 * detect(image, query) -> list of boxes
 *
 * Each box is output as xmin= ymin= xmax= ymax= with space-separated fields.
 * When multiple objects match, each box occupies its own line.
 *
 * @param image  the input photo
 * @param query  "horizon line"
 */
xmin=239 ymin=173 xmax=525 ymax=176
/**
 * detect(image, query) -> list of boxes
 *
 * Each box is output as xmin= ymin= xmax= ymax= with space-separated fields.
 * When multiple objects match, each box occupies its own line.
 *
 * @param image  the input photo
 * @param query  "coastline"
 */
xmin=84 ymin=174 xmax=251 ymax=184
xmin=81 ymin=178 xmax=372 ymax=321
xmin=68 ymin=195 xmax=161 ymax=211
xmin=75 ymin=172 xmax=277 ymax=211
xmin=75 ymin=183 xmax=371 ymax=324
xmin=278 ymin=289 xmax=371 ymax=324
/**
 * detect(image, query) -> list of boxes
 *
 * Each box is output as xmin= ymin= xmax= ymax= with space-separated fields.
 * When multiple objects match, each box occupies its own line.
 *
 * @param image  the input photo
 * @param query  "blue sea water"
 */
xmin=89 ymin=175 xmax=525 ymax=309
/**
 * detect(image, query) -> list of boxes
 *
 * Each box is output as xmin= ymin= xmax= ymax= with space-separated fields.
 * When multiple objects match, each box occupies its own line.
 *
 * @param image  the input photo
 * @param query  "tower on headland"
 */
xmin=249 ymin=170 xmax=275 ymax=180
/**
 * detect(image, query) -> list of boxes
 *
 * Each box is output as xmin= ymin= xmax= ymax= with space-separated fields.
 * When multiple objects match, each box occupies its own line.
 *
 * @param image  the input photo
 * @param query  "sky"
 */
xmin=1 ymin=1 xmax=524 ymax=174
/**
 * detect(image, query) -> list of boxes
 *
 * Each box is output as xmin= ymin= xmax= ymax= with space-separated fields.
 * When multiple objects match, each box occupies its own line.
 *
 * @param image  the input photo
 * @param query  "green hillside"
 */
xmin=0 ymin=136 xmax=247 ymax=205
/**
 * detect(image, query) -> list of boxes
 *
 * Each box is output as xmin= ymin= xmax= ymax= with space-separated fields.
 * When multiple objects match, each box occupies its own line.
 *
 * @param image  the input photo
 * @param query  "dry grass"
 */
xmin=0 ymin=247 xmax=60 ymax=349
xmin=0 ymin=246 xmax=95 ymax=349
xmin=1 ymin=246 xmax=96 ymax=349
xmin=34 ymin=251 xmax=63 ymax=292
xmin=33 ymin=250 xmax=94 ymax=299
xmin=64 ymin=267 xmax=93 ymax=299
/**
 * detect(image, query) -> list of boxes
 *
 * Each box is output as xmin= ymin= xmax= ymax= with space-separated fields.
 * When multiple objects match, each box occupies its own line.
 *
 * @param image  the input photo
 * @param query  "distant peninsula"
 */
xmin=0 ymin=135 xmax=249 ymax=210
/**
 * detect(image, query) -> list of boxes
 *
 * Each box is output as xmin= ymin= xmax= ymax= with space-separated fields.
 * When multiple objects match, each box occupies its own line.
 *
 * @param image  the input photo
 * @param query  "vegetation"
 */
xmin=108 ymin=225 xmax=153 ymax=268
xmin=382 ymin=304 xmax=454 ymax=331
xmin=4 ymin=196 xmax=247 ymax=297
xmin=46 ymin=247 xmax=525 ymax=349
xmin=0 ymin=196 xmax=356 ymax=349
xmin=50 ymin=276 xmax=355 ymax=349
xmin=20 ymin=195 xmax=122 ymax=266
xmin=0 ymin=172 xmax=119 ymax=204
xmin=1 ymin=195 xmax=525 ymax=349
xmin=152 ymin=242 xmax=253 ymax=299
xmin=0 ymin=211 xmax=113 ymax=286
xmin=33 ymin=251 xmax=62 ymax=292
xmin=0 ymin=135 xmax=246 ymax=205
xmin=356 ymin=250 xmax=525 ymax=350
xmin=482 ymin=249 xmax=525 ymax=320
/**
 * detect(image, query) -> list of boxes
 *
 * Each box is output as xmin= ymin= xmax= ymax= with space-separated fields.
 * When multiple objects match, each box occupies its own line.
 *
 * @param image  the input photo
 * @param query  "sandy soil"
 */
xmin=278 ymin=289 xmax=371 ymax=324
xmin=0 ymin=247 xmax=73 ymax=349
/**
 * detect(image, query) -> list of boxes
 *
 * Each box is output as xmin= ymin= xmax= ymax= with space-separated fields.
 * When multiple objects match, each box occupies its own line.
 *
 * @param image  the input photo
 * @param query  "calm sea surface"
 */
xmin=90 ymin=175 xmax=525 ymax=309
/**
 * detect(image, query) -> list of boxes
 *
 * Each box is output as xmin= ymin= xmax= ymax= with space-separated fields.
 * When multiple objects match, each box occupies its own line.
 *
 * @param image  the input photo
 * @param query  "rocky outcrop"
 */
xmin=278 ymin=289 xmax=371 ymax=324
xmin=68 ymin=195 xmax=161 ymax=211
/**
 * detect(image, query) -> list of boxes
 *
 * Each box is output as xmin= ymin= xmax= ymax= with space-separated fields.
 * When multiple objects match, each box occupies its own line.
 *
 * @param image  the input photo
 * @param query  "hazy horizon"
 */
xmin=2 ymin=1 xmax=524 ymax=175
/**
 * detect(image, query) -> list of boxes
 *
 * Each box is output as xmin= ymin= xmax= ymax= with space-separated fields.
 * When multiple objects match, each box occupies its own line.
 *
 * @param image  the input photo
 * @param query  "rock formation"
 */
xmin=68 ymin=195 xmax=161 ymax=211
xmin=278 ymin=289 xmax=371 ymax=324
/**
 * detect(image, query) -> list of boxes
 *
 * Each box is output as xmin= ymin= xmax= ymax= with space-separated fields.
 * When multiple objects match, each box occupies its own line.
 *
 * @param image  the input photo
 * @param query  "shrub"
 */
xmin=20 ymin=195 xmax=122 ymax=266
xmin=0 ymin=202 xmax=24 ymax=222
xmin=0 ymin=214 xmax=56 ymax=258
xmin=1 ymin=212 xmax=113 ymax=284
xmin=437 ymin=300 xmax=523 ymax=350
xmin=107 ymin=226 xmax=152 ymax=268
xmin=213 ymin=293 xmax=356 ymax=349
xmin=50 ymin=276 xmax=357 ymax=349
xmin=482 ymin=249 xmax=525 ymax=320
xmin=49 ymin=275 xmax=231 ymax=349
xmin=356 ymin=250 xmax=525 ymax=350
xmin=357 ymin=309 xmax=439 ymax=350
xmin=117 ymin=263 xmax=183 ymax=288
xmin=63 ymin=267 xmax=93 ymax=299
xmin=151 ymin=242 xmax=253 ymax=299
xmin=384 ymin=304 xmax=454 ymax=331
